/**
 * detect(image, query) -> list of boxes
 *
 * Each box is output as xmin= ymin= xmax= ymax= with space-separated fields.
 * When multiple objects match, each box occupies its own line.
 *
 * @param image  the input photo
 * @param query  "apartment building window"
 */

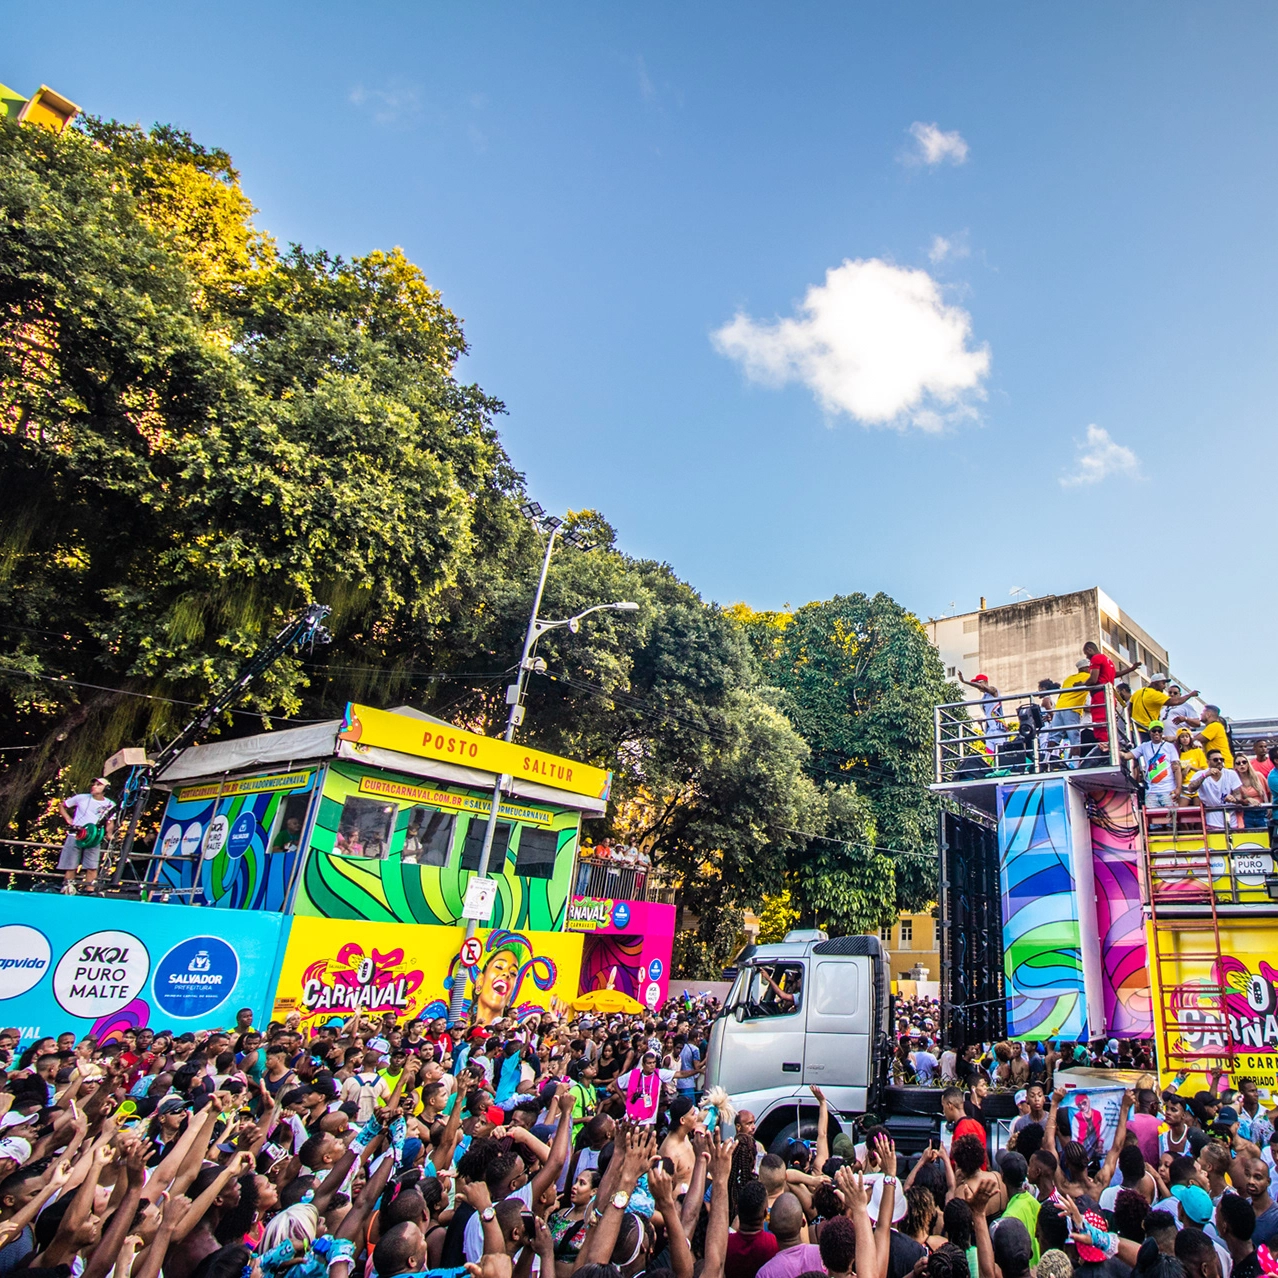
xmin=900 ymin=918 xmax=913 ymax=945
xmin=880 ymin=925 xmax=892 ymax=944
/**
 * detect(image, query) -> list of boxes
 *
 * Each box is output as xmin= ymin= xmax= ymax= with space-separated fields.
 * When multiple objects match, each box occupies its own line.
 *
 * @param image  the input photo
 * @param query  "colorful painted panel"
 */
xmin=0 ymin=892 xmax=291 ymax=1047
xmin=153 ymin=772 xmax=316 ymax=911
xmin=997 ymin=779 xmax=1087 ymax=1040
xmin=270 ymin=914 xmax=582 ymax=1028
xmin=1086 ymin=790 xmax=1152 ymax=1039
xmin=293 ymin=762 xmax=579 ymax=930
xmin=568 ymin=898 xmax=676 ymax=1010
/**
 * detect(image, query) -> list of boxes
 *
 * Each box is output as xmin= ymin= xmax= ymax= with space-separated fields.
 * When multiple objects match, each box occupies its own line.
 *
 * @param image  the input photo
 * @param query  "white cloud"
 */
xmin=712 ymin=258 xmax=991 ymax=432
xmin=905 ymin=121 xmax=969 ymax=166
xmin=928 ymin=233 xmax=970 ymax=265
xmin=349 ymin=83 xmax=422 ymax=126
xmin=1060 ymin=425 xmax=1142 ymax=487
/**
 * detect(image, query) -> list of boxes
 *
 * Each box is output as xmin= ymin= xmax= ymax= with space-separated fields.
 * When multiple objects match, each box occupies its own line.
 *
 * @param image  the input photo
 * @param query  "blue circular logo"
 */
xmin=227 ymin=813 xmax=257 ymax=860
xmin=152 ymin=936 xmax=239 ymax=1019
xmin=648 ymin=958 xmax=663 ymax=981
xmin=610 ymin=901 xmax=631 ymax=929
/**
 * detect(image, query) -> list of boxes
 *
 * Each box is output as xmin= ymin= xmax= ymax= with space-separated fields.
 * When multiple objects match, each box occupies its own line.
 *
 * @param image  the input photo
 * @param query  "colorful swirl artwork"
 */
xmin=997 ymin=779 xmax=1086 ymax=1041
xmin=1086 ymin=790 xmax=1152 ymax=1038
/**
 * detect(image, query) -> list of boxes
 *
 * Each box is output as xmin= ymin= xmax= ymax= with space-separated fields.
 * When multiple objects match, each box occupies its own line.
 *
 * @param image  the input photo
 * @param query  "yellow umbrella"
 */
xmin=571 ymin=989 xmax=645 ymax=1014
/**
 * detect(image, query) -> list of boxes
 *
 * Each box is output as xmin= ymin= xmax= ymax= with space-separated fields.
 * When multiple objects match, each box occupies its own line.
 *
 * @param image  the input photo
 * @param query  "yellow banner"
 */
xmin=1149 ymin=916 xmax=1278 ymax=1099
xmin=355 ymin=775 xmax=552 ymax=825
xmin=177 ymin=771 xmax=312 ymax=803
xmin=271 ymin=915 xmax=583 ymax=1027
xmin=339 ymin=704 xmax=611 ymax=802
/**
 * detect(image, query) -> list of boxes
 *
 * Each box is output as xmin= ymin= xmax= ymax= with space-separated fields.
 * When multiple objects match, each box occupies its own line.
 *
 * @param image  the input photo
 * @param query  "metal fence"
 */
xmin=935 ymin=683 xmax=1119 ymax=784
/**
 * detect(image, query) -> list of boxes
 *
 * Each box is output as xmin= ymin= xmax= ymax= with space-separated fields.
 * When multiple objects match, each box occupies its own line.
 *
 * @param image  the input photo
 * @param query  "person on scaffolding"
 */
xmin=57 ymin=776 xmax=116 ymax=894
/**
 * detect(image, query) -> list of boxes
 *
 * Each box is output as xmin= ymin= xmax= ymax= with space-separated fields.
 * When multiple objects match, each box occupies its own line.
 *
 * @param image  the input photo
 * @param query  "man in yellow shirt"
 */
xmin=1194 ymin=705 xmax=1233 ymax=769
xmin=1052 ymin=660 xmax=1093 ymax=766
xmin=1130 ymin=675 xmax=1199 ymax=742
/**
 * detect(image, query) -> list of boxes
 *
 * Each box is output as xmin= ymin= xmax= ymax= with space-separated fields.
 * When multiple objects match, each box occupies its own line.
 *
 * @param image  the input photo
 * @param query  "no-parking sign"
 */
xmin=460 ymin=936 xmax=483 ymax=967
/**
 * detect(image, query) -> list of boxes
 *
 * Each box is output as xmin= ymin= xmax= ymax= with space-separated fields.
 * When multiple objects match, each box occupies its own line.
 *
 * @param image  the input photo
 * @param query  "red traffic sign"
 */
xmin=460 ymin=937 xmax=483 ymax=967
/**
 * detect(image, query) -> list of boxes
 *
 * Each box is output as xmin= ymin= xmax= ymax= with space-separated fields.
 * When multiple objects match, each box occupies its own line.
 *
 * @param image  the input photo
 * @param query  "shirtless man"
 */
xmin=659 ymin=1095 xmax=701 ymax=1192
xmin=1045 ymin=1087 xmax=1132 ymax=1205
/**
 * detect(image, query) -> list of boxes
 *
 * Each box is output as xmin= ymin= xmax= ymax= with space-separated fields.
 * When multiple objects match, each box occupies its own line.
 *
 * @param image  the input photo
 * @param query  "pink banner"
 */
xmin=568 ymin=897 xmax=675 ymax=1010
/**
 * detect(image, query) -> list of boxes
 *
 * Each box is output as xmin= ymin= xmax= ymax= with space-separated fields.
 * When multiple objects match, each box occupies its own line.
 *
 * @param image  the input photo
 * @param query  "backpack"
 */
xmin=352 ymin=1071 xmax=381 ymax=1123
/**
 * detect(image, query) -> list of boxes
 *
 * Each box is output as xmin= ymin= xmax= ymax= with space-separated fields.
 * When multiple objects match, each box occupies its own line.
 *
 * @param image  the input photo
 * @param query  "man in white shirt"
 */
xmin=58 ymin=778 xmax=116 ymax=894
xmin=1188 ymin=752 xmax=1244 ymax=831
xmin=1134 ymin=723 xmax=1182 ymax=808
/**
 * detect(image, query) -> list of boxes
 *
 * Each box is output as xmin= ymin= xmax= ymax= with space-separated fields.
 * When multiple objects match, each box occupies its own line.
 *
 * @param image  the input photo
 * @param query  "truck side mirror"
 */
xmin=734 ymin=1004 xmax=746 ymax=1023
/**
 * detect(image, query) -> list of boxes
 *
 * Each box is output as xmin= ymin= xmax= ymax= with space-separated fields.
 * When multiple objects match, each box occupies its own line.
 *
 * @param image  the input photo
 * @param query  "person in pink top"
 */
xmin=1126 ymin=1088 xmax=1162 ymax=1167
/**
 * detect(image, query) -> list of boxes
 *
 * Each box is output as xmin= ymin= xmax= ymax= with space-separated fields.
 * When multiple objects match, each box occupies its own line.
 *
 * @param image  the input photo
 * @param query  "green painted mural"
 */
xmin=292 ymin=761 xmax=579 ymax=930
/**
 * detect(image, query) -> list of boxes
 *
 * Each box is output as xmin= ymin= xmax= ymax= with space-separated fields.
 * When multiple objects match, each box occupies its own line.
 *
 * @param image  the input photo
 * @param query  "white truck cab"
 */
xmin=702 ymin=931 xmax=893 ymax=1151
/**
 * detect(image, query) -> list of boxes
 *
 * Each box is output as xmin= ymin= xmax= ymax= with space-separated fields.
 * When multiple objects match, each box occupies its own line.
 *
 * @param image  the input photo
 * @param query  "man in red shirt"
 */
xmin=1083 ymin=641 xmax=1139 ymax=748
xmin=725 ymin=1180 xmax=778 ymax=1278
xmin=941 ymin=1087 xmax=988 ymax=1165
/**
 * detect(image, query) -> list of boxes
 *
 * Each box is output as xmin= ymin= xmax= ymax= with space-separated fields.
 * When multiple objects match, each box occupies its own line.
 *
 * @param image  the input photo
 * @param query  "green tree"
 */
xmin=739 ymin=593 xmax=953 ymax=914
xmin=0 ymin=117 xmax=508 ymax=828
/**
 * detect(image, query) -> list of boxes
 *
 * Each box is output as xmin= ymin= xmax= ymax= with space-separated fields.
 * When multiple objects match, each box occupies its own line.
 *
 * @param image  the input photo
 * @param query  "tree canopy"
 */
xmin=0 ymin=114 xmax=946 ymax=973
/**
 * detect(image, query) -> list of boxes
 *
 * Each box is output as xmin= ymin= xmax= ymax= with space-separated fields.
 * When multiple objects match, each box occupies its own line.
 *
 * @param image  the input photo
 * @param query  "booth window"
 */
xmin=269 ymin=792 xmax=311 ymax=854
xmin=513 ymin=827 xmax=559 ymax=879
xmin=461 ymin=820 xmax=511 ymax=873
xmin=402 ymin=807 xmax=454 ymax=866
xmin=334 ymin=797 xmax=397 ymax=860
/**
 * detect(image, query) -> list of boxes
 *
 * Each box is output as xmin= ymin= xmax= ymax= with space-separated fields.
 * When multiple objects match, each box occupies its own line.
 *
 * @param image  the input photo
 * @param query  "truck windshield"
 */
xmin=740 ymin=962 xmax=804 ymax=1017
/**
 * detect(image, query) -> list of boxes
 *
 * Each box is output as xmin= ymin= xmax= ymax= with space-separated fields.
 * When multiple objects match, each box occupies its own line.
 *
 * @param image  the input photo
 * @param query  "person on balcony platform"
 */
xmin=1194 ymin=705 xmax=1235 ymax=769
xmin=957 ymin=672 xmax=1008 ymax=759
xmin=1131 ymin=674 xmax=1199 ymax=743
xmin=1082 ymin=641 xmax=1141 ymax=755
xmin=1187 ymin=750 xmax=1246 ymax=830
xmin=1234 ymin=754 xmax=1271 ymax=829
xmin=1134 ymin=723 xmax=1183 ymax=809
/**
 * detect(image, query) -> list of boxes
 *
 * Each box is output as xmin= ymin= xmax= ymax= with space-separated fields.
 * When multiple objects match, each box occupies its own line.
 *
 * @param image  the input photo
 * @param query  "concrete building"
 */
xmin=877 ymin=909 xmax=940 ymax=983
xmin=925 ymin=587 xmax=1174 ymax=698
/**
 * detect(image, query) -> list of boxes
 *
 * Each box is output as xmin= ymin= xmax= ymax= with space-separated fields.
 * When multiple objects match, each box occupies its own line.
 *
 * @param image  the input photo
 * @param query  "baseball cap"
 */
xmin=1150 ymin=673 xmax=1169 ymax=684
xmin=467 ymin=1027 xmax=490 ymax=1041
xmin=156 ymin=1097 xmax=188 ymax=1116
xmin=0 ymin=1137 xmax=31 ymax=1164
xmin=0 ymin=1112 xmax=37 ymax=1130
xmin=1075 ymin=1211 xmax=1111 ymax=1262
xmin=367 ymin=1037 xmax=391 ymax=1053
xmin=1218 ymin=1106 xmax=1239 ymax=1126
xmin=1149 ymin=721 xmax=1165 ymax=731
xmin=1014 ymin=1089 xmax=1028 ymax=1105
xmin=93 ymin=777 xmax=111 ymax=787
xmin=971 ymin=674 xmax=989 ymax=683
xmin=1172 ymin=1184 xmax=1214 ymax=1225
xmin=1076 ymin=659 xmax=1091 ymax=670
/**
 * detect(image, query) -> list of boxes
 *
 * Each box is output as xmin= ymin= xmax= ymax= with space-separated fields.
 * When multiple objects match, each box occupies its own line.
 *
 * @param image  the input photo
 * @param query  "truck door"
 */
xmin=802 ymin=955 xmax=873 ymax=1109
xmin=714 ymin=960 xmax=807 ymax=1097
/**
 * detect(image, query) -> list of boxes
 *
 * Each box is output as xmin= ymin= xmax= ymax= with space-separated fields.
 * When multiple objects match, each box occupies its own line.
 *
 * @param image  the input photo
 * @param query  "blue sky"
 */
xmin=9 ymin=5 xmax=1278 ymax=715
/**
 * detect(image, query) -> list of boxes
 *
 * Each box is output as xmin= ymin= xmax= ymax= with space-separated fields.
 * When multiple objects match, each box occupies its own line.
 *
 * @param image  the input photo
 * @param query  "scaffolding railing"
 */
xmin=934 ymin=684 xmax=1120 ymax=784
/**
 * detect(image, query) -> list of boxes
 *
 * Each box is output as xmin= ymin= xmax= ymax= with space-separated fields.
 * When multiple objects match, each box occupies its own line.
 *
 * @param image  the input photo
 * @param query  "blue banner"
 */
xmin=0 ymin=893 xmax=292 ymax=1046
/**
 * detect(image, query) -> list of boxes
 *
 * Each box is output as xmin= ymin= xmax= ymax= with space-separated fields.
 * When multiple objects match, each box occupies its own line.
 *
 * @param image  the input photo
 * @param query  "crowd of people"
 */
xmin=3 ymin=997 xmax=1277 ymax=1278
xmin=895 ymin=1036 xmax=1157 ymax=1090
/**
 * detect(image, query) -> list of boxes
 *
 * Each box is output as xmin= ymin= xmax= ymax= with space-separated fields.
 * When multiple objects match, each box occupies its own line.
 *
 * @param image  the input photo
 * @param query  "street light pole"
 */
xmin=446 ymin=513 xmax=637 ymax=1025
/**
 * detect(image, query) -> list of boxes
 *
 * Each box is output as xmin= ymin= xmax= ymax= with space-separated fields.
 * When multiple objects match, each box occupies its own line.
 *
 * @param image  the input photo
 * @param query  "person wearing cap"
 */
xmin=57 ymin=777 xmax=116 ymax=894
xmin=957 ymin=672 xmax=1008 ymax=758
xmin=1134 ymin=722 xmax=1184 ymax=808
xmin=1131 ymin=675 xmax=1199 ymax=742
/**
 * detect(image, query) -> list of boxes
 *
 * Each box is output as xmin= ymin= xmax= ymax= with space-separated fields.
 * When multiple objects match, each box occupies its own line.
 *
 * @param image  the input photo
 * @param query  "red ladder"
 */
xmin=1143 ymin=802 xmax=1237 ymax=1076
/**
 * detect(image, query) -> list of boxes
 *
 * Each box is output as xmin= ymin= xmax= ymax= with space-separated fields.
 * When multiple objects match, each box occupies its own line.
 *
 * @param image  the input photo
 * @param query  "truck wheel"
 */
xmin=759 ymin=1109 xmax=843 ymax=1156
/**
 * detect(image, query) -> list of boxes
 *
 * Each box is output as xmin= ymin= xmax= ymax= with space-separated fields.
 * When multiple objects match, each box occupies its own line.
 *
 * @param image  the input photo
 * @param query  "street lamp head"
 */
xmin=520 ymin=501 xmax=545 ymax=520
xmin=612 ymin=601 xmax=640 ymax=612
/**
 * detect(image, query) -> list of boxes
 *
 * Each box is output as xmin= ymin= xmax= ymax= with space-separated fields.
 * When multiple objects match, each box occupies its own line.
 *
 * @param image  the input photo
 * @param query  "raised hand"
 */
xmin=809 ymin=1085 xmax=826 ymax=1103
xmin=648 ymin=1159 xmax=677 ymax=1207
xmin=709 ymin=1131 xmax=737 ymax=1181
xmin=835 ymin=1166 xmax=869 ymax=1213
xmin=873 ymin=1132 xmax=897 ymax=1178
